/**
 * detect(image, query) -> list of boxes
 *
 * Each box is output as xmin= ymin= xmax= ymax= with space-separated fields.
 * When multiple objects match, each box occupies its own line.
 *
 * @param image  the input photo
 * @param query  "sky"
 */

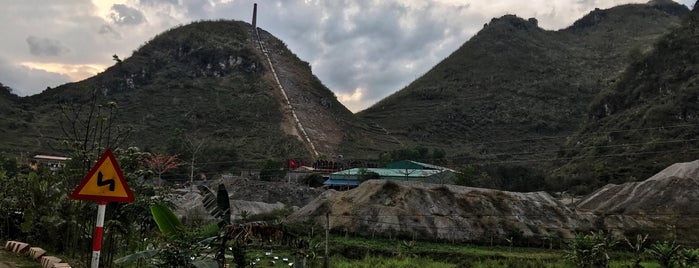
xmin=0 ymin=0 xmax=695 ymax=112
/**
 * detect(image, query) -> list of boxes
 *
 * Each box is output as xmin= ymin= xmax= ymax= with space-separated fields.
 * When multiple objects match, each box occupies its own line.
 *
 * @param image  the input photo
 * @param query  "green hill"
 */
xmin=358 ymin=1 xmax=688 ymax=171
xmin=555 ymin=2 xmax=699 ymax=192
xmin=1 ymin=20 xmax=396 ymax=171
xmin=1 ymin=1 xmax=695 ymax=188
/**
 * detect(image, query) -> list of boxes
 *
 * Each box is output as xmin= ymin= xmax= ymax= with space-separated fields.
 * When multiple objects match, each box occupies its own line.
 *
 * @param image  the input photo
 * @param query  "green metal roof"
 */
xmin=326 ymin=168 xmax=455 ymax=186
xmin=385 ymin=160 xmax=454 ymax=171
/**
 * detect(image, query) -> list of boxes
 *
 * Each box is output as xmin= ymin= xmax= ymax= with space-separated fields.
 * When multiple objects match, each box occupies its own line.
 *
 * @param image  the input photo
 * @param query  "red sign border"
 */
xmin=70 ymin=149 xmax=134 ymax=203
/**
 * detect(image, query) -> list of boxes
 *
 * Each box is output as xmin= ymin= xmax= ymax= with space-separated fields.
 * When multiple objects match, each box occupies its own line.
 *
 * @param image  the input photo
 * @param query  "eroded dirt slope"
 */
xmin=288 ymin=180 xmax=592 ymax=243
xmin=576 ymin=160 xmax=699 ymax=244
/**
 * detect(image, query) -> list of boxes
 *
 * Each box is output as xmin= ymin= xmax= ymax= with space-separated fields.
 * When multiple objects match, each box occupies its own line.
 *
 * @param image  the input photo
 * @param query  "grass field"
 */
xmin=239 ymin=236 xmax=664 ymax=268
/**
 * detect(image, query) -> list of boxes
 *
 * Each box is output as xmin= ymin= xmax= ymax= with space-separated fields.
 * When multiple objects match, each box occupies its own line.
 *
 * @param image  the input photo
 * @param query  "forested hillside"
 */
xmin=358 ymin=1 xmax=688 ymax=178
xmin=556 ymin=2 xmax=699 ymax=192
xmin=0 ymin=20 xmax=395 ymax=173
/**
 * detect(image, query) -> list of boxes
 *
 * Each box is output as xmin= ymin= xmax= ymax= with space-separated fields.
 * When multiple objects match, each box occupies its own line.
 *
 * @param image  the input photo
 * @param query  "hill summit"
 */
xmin=358 ymin=1 xmax=688 ymax=173
xmin=556 ymin=1 xmax=699 ymax=189
xmin=2 ymin=20 xmax=396 ymax=170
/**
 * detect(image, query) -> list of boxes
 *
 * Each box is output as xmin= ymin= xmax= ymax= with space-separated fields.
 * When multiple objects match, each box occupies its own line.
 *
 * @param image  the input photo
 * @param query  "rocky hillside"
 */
xmin=576 ymin=159 xmax=699 ymax=244
xmin=0 ymin=20 xmax=395 ymax=170
xmin=358 ymin=1 xmax=688 ymax=168
xmin=288 ymin=180 xmax=592 ymax=244
xmin=557 ymin=2 xmax=699 ymax=190
xmin=253 ymin=28 xmax=399 ymax=158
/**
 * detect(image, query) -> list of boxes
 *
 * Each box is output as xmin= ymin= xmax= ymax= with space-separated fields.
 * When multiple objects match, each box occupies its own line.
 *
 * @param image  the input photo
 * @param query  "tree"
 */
xmin=145 ymin=153 xmax=184 ymax=183
xmin=303 ymin=173 xmax=325 ymax=187
xmin=168 ymin=129 xmax=207 ymax=189
xmin=55 ymin=89 xmax=140 ymax=266
xmin=454 ymin=164 xmax=478 ymax=186
xmin=0 ymin=154 xmax=18 ymax=177
xmin=431 ymin=148 xmax=446 ymax=161
xmin=259 ymin=160 xmax=285 ymax=181
xmin=58 ymin=89 xmax=131 ymax=172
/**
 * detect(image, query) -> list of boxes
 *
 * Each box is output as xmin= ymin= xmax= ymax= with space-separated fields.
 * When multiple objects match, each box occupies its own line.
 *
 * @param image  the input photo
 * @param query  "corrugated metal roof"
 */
xmin=385 ymin=160 xmax=454 ymax=171
xmin=323 ymin=179 xmax=359 ymax=186
xmin=327 ymin=167 xmax=456 ymax=186
xmin=332 ymin=168 xmax=443 ymax=178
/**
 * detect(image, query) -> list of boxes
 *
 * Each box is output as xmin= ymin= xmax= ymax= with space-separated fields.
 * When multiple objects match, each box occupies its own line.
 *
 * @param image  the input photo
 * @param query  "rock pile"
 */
xmin=576 ymin=160 xmax=699 ymax=244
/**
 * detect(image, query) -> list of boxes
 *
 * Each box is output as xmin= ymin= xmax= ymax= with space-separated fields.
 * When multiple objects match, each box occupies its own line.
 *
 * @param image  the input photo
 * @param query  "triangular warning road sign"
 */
xmin=70 ymin=149 xmax=134 ymax=203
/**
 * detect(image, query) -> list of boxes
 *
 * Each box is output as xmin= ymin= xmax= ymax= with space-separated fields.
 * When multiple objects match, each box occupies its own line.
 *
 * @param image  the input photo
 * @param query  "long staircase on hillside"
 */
xmin=251 ymin=4 xmax=319 ymax=157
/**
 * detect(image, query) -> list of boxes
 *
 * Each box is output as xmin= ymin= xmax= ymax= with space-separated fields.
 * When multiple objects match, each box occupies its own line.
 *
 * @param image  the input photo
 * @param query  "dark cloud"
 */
xmin=98 ymin=24 xmax=122 ymax=39
xmin=4 ymin=0 xmax=687 ymax=111
xmin=197 ymin=1 xmax=482 ymax=111
xmin=110 ymin=4 xmax=147 ymax=25
xmin=0 ymin=57 xmax=70 ymax=96
xmin=25 ymin=36 xmax=70 ymax=57
xmin=284 ymin=2 xmax=474 ymax=102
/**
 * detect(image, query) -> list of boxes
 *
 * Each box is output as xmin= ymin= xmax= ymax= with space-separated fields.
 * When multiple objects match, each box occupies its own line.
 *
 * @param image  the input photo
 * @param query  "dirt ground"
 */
xmin=0 ymin=249 xmax=41 ymax=268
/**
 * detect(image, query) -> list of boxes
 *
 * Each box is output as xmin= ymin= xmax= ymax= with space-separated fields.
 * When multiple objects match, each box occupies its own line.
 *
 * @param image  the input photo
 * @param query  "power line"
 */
xmin=8 ymin=122 xmax=699 ymax=169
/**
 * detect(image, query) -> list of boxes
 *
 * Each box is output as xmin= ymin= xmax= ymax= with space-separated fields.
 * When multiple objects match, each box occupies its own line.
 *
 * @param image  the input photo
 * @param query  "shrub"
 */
xmin=303 ymin=173 xmax=325 ymax=187
xmin=646 ymin=241 xmax=681 ymax=268
xmin=565 ymin=231 xmax=618 ymax=268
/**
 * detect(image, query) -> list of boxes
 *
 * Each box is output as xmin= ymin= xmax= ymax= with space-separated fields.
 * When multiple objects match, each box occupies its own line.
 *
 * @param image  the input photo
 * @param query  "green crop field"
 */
xmin=236 ymin=235 xmax=669 ymax=268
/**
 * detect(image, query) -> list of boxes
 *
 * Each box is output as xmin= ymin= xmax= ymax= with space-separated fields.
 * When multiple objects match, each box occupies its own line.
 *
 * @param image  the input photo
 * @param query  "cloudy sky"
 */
xmin=0 ymin=0 xmax=694 ymax=112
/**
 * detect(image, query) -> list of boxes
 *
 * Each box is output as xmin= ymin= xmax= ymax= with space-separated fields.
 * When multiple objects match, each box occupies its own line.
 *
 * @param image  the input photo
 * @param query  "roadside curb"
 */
xmin=4 ymin=241 xmax=71 ymax=268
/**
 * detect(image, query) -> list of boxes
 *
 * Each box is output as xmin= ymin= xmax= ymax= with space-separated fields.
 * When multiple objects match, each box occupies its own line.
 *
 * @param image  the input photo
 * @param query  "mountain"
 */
xmin=0 ymin=83 xmax=35 ymax=155
xmin=358 ymin=1 xmax=688 ymax=171
xmin=2 ymin=20 xmax=396 ymax=170
xmin=556 ymin=2 xmax=699 ymax=191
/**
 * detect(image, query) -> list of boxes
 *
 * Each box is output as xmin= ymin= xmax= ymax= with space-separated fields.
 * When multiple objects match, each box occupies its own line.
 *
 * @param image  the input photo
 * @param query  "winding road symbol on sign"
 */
xmin=96 ymin=171 xmax=115 ymax=191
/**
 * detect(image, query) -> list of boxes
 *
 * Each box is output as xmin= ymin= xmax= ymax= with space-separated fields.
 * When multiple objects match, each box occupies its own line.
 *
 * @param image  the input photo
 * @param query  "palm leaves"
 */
xmin=115 ymin=203 xmax=220 ymax=267
xmin=565 ymin=231 xmax=617 ymax=268
xmin=197 ymin=184 xmax=231 ymax=225
xmin=647 ymin=241 xmax=681 ymax=268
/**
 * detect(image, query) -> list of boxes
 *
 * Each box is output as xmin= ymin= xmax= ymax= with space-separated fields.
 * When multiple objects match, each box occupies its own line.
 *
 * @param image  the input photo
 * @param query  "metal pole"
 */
xmin=92 ymin=201 xmax=107 ymax=268
xmin=324 ymin=213 xmax=329 ymax=268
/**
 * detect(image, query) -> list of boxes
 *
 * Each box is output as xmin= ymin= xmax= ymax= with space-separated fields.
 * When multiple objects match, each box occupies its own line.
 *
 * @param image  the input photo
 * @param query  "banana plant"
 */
xmin=198 ymin=183 xmax=235 ymax=267
xmin=647 ymin=241 xmax=682 ymax=268
xmin=114 ymin=203 xmax=218 ymax=268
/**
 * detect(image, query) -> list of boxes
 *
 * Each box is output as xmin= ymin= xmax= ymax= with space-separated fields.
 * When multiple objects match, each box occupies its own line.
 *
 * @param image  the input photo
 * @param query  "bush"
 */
xmin=303 ymin=173 xmax=325 ymax=187
xmin=565 ymin=231 xmax=618 ymax=268
xmin=647 ymin=241 xmax=681 ymax=268
xmin=259 ymin=160 xmax=285 ymax=181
